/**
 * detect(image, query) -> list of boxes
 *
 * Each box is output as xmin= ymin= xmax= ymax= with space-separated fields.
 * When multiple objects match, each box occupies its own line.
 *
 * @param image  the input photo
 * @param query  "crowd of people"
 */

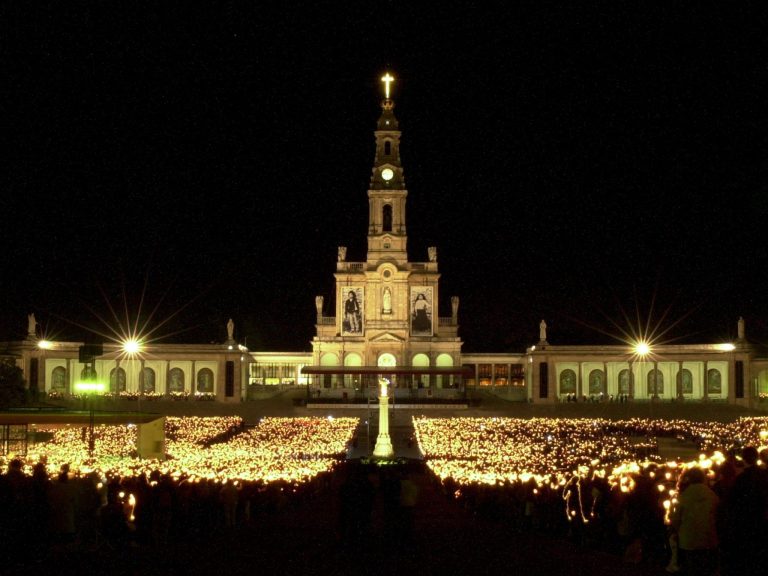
xmin=0 ymin=456 xmax=341 ymax=566
xmin=2 ymin=414 xmax=768 ymax=573
xmin=415 ymin=416 xmax=768 ymax=575
xmin=0 ymin=415 xmax=359 ymax=567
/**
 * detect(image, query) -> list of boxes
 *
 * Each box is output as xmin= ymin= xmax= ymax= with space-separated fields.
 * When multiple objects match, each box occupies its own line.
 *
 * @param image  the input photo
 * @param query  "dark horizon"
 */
xmin=3 ymin=3 xmax=767 ymax=353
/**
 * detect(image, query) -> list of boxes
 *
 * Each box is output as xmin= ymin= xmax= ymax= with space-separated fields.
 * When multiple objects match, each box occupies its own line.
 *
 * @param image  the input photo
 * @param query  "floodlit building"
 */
xmin=525 ymin=328 xmax=760 ymax=406
xmin=302 ymin=80 xmax=465 ymax=400
xmin=3 ymin=77 xmax=768 ymax=408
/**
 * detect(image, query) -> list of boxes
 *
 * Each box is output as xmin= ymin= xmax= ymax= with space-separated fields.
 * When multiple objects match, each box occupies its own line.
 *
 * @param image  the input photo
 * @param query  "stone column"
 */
xmin=703 ymin=360 xmax=709 ymax=401
xmin=576 ymin=363 xmax=583 ymax=400
xmin=373 ymin=378 xmax=394 ymax=459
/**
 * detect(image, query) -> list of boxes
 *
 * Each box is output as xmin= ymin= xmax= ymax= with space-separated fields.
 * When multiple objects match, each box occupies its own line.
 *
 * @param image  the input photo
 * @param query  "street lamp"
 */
xmin=634 ymin=341 xmax=651 ymax=357
xmin=121 ymin=338 xmax=144 ymax=412
xmin=122 ymin=339 xmax=141 ymax=355
xmin=36 ymin=339 xmax=53 ymax=402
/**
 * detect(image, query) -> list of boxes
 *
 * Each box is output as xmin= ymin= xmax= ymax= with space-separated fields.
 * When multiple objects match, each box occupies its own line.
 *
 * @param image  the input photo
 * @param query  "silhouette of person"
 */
xmin=670 ymin=466 xmax=719 ymax=575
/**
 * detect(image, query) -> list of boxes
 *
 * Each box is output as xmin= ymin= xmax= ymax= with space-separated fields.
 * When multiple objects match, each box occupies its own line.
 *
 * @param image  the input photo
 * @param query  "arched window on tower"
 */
xmin=384 ymin=140 xmax=391 ymax=156
xmin=383 ymin=204 xmax=392 ymax=232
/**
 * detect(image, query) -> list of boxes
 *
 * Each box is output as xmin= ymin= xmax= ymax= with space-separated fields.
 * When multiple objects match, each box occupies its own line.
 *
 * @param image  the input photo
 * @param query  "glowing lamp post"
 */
xmin=121 ymin=338 xmax=144 ymax=411
xmin=633 ymin=341 xmax=657 ymax=399
xmin=36 ymin=339 xmax=53 ymax=401
xmin=372 ymin=377 xmax=394 ymax=459
xmin=74 ymin=379 xmax=105 ymax=459
xmin=122 ymin=339 xmax=141 ymax=355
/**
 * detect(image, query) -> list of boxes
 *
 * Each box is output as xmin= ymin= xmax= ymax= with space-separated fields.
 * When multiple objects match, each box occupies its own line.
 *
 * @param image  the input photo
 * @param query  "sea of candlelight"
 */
xmin=14 ymin=416 xmax=359 ymax=485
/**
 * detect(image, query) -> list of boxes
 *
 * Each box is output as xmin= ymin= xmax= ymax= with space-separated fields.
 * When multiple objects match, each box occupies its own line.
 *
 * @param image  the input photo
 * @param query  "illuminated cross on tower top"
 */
xmin=381 ymin=72 xmax=394 ymax=99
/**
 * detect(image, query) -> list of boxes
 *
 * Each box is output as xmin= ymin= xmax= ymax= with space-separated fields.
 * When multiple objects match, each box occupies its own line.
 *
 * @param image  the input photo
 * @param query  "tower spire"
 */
xmin=367 ymin=71 xmax=407 ymax=264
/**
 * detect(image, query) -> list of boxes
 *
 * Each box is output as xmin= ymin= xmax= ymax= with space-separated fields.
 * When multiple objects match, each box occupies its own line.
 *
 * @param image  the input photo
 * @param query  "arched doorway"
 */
xmin=412 ymin=353 xmax=429 ymax=389
xmin=588 ymin=369 xmax=606 ymax=398
xmin=618 ymin=369 xmax=631 ymax=396
xmin=51 ymin=366 xmax=68 ymax=394
xmin=707 ymin=369 xmax=722 ymax=396
xmin=647 ymin=369 xmax=664 ymax=397
xmin=344 ymin=353 xmax=362 ymax=388
xmin=141 ymin=367 xmax=156 ymax=393
xmin=196 ymin=368 xmax=214 ymax=394
xmin=168 ymin=368 xmax=185 ymax=394
xmin=110 ymin=367 xmax=126 ymax=393
xmin=320 ymin=353 xmax=339 ymax=388
xmin=378 ymin=353 xmax=397 ymax=389
xmin=676 ymin=368 xmax=693 ymax=397
xmin=559 ymin=369 xmax=576 ymax=396
xmin=758 ymin=369 xmax=768 ymax=400
xmin=436 ymin=354 xmax=454 ymax=389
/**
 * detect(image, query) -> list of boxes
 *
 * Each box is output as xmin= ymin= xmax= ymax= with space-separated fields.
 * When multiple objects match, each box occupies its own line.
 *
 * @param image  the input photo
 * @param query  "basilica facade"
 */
xmin=303 ymin=89 xmax=464 ymax=398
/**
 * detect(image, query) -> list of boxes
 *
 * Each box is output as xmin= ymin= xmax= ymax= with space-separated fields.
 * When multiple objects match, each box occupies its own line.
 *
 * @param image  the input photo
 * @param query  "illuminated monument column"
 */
xmin=372 ymin=377 xmax=394 ymax=459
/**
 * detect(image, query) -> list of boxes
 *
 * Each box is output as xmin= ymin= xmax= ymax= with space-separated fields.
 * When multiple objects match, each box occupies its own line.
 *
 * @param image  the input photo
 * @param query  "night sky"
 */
xmin=3 ymin=2 xmax=767 ymax=353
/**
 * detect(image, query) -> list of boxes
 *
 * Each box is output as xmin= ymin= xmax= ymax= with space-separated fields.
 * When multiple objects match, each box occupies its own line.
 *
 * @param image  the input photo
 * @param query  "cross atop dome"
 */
xmin=381 ymin=72 xmax=394 ymax=100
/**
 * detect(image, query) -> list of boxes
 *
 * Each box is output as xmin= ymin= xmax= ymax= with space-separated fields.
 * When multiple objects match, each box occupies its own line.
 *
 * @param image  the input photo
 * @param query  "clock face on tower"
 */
xmin=381 ymin=168 xmax=394 ymax=181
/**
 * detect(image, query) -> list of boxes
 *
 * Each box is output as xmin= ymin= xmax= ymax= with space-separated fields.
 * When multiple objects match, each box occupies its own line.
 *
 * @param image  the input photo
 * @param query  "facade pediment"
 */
xmin=368 ymin=331 xmax=407 ymax=343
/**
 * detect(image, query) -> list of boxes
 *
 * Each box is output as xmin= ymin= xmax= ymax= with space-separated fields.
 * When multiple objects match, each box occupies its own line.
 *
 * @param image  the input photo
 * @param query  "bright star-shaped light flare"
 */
xmin=122 ymin=339 xmax=142 ymax=355
xmin=634 ymin=341 xmax=651 ymax=356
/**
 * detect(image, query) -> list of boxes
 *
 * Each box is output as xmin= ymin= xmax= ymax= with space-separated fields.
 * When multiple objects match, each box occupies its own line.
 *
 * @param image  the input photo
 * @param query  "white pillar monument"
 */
xmin=372 ymin=377 xmax=394 ymax=459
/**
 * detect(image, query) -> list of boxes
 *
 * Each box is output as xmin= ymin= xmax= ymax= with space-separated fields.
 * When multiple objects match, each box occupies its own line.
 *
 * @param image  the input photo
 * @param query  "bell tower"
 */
xmin=367 ymin=73 xmax=408 ymax=266
xmin=312 ymin=71 xmax=462 ymax=395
